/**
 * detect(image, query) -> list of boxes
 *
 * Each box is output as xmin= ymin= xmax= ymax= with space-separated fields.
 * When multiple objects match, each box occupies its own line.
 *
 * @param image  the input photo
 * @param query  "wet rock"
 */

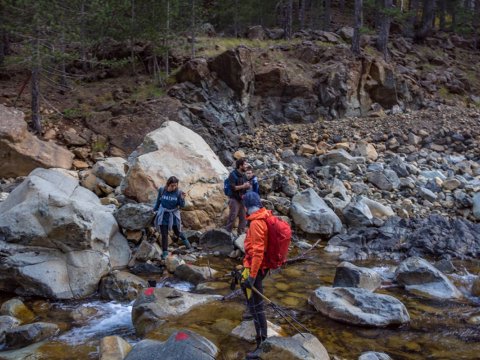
xmin=471 ymin=277 xmax=480 ymax=297
xmin=0 ymin=168 xmax=130 ymax=299
xmin=100 ymin=335 xmax=132 ymax=360
xmin=290 ymin=188 xmax=343 ymax=237
xmin=114 ymin=204 xmax=155 ymax=231
xmin=99 ymin=270 xmax=148 ymax=301
xmin=258 ymin=333 xmax=330 ymax=360
xmin=174 ymin=264 xmax=218 ymax=285
xmin=199 ymin=228 xmax=234 ymax=255
xmin=69 ymin=306 xmax=98 ymax=325
xmin=358 ymin=351 xmax=393 ymax=360
xmin=165 ymin=255 xmax=185 ymax=273
xmin=129 ymin=263 xmax=164 ymax=275
xmin=92 ymin=157 xmax=126 ymax=188
xmin=0 ymin=316 xmax=20 ymax=343
xmin=473 ymin=193 xmax=480 ymax=220
xmin=231 ymin=320 xmax=282 ymax=342
xmin=395 ymin=257 xmax=462 ymax=300
xmin=0 ymin=299 xmax=35 ymax=324
xmin=124 ymin=330 xmax=218 ymax=360
xmin=134 ymin=240 xmax=162 ymax=262
xmin=0 ymin=105 xmax=74 ymax=177
xmin=333 ymin=262 xmax=381 ymax=291
xmin=131 ymin=287 xmax=221 ymax=336
xmin=4 ymin=322 xmax=59 ymax=349
xmin=309 ymin=287 xmax=410 ymax=327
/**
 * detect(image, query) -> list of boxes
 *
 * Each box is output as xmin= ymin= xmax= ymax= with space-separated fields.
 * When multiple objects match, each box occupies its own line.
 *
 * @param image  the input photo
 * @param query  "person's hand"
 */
xmin=180 ymin=191 xmax=186 ymax=199
xmin=243 ymin=276 xmax=256 ymax=289
xmin=244 ymin=182 xmax=252 ymax=190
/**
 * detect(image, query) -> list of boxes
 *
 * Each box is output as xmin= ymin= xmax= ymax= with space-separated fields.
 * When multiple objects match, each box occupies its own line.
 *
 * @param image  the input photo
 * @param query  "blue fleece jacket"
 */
xmin=248 ymin=175 xmax=259 ymax=195
xmin=153 ymin=187 xmax=185 ymax=226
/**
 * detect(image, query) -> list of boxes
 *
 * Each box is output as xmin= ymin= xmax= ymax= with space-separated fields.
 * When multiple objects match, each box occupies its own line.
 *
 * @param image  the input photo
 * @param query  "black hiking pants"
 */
xmin=246 ymin=269 xmax=268 ymax=340
xmin=159 ymin=225 xmax=185 ymax=252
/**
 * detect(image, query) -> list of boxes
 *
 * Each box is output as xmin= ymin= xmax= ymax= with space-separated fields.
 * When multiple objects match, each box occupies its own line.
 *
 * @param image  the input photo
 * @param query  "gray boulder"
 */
xmin=114 ymin=203 xmax=155 ymax=231
xmin=99 ymin=335 xmax=132 ymax=360
xmin=367 ymin=170 xmax=400 ymax=191
xmin=231 ymin=320 xmax=282 ymax=342
xmin=309 ymin=287 xmax=410 ymax=327
xmin=358 ymin=352 xmax=393 ymax=360
xmin=318 ymin=149 xmax=358 ymax=167
xmin=473 ymin=192 xmax=480 ymax=220
xmin=395 ymin=257 xmax=462 ymax=300
xmin=92 ymin=157 xmax=126 ymax=187
xmin=0 ymin=299 xmax=35 ymax=324
xmin=325 ymin=179 xmax=351 ymax=211
xmin=131 ymin=287 xmax=221 ymax=336
xmin=342 ymin=199 xmax=373 ymax=227
xmin=198 ymin=228 xmax=234 ymax=255
xmin=174 ymin=264 xmax=217 ymax=285
xmin=0 ymin=316 xmax=20 ymax=344
xmin=4 ymin=322 xmax=59 ymax=349
xmin=258 ymin=333 xmax=330 ymax=360
xmin=333 ymin=262 xmax=381 ymax=291
xmin=290 ymin=188 xmax=342 ymax=236
xmin=99 ymin=270 xmax=147 ymax=301
xmin=0 ymin=168 xmax=130 ymax=299
xmin=125 ymin=330 xmax=218 ymax=360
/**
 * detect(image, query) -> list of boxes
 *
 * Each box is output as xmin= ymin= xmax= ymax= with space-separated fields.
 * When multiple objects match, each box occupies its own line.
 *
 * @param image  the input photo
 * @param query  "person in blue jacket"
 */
xmin=245 ymin=166 xmax=259 ymax=195
xmin=153 ymin=176 xmax=191 ymax=259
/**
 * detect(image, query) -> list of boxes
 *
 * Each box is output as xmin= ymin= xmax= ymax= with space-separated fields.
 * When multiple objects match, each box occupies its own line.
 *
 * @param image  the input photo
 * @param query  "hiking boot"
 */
xmin=161 ymin=251 xmax=169 ymax=260
xmin=245 ymin=336 xmax=264 ymax=359
xmin=182 ymin=238 xmax=192 ymax=249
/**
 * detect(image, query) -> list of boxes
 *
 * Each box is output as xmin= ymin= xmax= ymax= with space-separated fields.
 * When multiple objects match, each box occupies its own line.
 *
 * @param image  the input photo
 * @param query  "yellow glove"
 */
xmin=242 ymin=268 xmax=252 ymax=299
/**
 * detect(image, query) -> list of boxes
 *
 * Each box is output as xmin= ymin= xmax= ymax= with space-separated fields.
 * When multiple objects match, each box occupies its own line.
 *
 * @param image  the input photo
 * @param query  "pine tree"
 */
xmin=352 ymin=0 xmax=363 ymax=56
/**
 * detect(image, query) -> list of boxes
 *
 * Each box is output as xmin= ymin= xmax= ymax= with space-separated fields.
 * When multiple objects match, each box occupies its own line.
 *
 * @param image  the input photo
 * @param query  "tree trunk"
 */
xmin=405 ymin=0 xmax=419 ymax=37
xmin=130 ymin=0 xmax=136 ymax=74
xmin=416 ymin=0 xmax=436 ymax=41
xmin=299 ymin=0 xmax=305 ymax=30
xmin=31 ymin=62 xmax=42 ymax=134
xmin=80 ymin=1 xmax=88 ymax=72
xmin=474 ymin=0 xmax=480 ymax=49
xmin=234 ymin=0 xmax=239 ymax=38
xmin=352 ymin=0 xmax=363 ymax=56
xmin=340 ymin=0 xmax=345 ymax=12
xmin=191 ymin=0 xmax=196 ymax=58
xmin=287 ymin=0 xmax=293 ymax=38
xmin=166 ymin=0 xmax=170 ymax=77
xmin=377 ymin=0 xmax=393 ymax=60
xmin=439 ymin=0 xmax=446 ymax=31
xmin=323 ymin=0 xmax=331 ymax=31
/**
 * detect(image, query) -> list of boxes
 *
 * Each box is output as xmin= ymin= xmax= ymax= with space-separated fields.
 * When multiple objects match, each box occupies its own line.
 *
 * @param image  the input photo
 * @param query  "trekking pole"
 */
xmin=250 ymin=286 xmax=311 ymax=337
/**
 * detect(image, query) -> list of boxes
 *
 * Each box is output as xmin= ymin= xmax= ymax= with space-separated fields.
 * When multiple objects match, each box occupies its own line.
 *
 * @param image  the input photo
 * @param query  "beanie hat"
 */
xmin=243 ymin=191 xmax=262 ymax=208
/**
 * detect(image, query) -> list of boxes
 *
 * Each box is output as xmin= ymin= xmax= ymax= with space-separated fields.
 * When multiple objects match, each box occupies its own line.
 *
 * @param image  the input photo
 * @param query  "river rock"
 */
xmin=100 ymin=335 xmax=132 ymax=360
xmin=333 ymin=262 xmax=382 ymax=291
xmin=0 ymin=168 xmax=130 ymax=299
xmin=0 ymin=316 xmax=20 ymax=343
xmin=234 ymin=234 xmax=246 ymax=253
xmin=120 ymin=121 xmax=228 ymax=230
xmin=359 ymin=197 xmax=395 ymax=219
xmin=93 ymin=157 xmax=127 ymax=187
xmin=0 ymin=299 xmax=35 ymax=324
xmin=324 ymin=179 xmax=351 ymax=211
xmin=199 ymin=228 xmax=234 ymax=255
xmin=4 ymin=322 xmax=59 ymax=349
xmin=472 ymin=277 xmax=480 ymax=297
xmin=258 ymin=333 xmax=330 ymax=360
xmin=395 ymin=257 xmax=463 ymax=300
xmin=318 ymin=149 xmax=358 ymax=166
xmin=342 ymin=199 xmax=373 ymax=227
xmin=134 ymin=240 xmax=162 ymax=262
xmin=165 ymin=255 xmax=185 ymax=273
xmin=309 ymin=287 xmax=410 ymax=327
xmin=231 ymin=320 xmax=282 ymax=342
xmin=358 ymin=352 xmax=393 ymax=360
xmin=290 ymin=188 xmax=343 ymax=236
xmin=354 ymin=142 xmax=378 ymax=161
xmin=0 ymin=105 xmax=74 ymax=177
xmin=114 ymin=203 xmax=155 ymax=231
xmin=174 ymin=264 xmax=218 ymax=285
xmin=131 ymin=287 xmax=221 ymax=336
xmin=124 ymin=330 xmax=218 ymax=360
xmin=99 ymin=270 xmax=147 ymax=301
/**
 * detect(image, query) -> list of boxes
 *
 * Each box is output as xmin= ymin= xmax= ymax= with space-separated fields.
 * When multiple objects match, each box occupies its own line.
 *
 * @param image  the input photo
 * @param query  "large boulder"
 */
xmin=333 ymin=262 xmax=381 ymax=291
xmin=124 ymin=330 xmax=218 ymax=360
xmin=131 ymin=287 xmax=221 ymax=336
xmin=114 ymin=203 xmax=155 ymax=231
xmin=0 ymin=316 xmax=21 ymax=344
xmin=0 ymin=299 xmax=35 ymax=324
xmin=258 ymin=333 xmax=330 ymax=360
xmin=199 ymin=228 xmax=234 ymax=255
xmin=309 ymin=287 xmax=410 ymax=327
xmin=0 ymin=168 xmax=130 ymax=299
xmin=99 ymin=270 xmax=148 ymax=301
xmin=121 ymin=121 xmax=228 ymax=230
xmin=342 ymin=198 xmax=373 ymax=227
xmin=100 ymin=335 xmax=132 ymax=360
xmin=174 ymin=264 xmax=218 ymax=285
xmin=0 ymin=105 xmax=74 ymax=177
xmin=290 ymin=188 xmax=343 ymax=236
xmin=394 ymin=257 xmax=463 ymax=300
xmin=92 ymin=157 xmax=127 ymax=187
xmin=4 ymin=322 xmax=59 ymax=349
xmin=231 ymin=320 xmax=282 ymax=342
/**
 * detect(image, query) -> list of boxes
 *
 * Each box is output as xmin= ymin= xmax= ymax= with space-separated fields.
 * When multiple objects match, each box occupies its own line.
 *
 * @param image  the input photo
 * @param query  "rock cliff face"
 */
xmin=0 ymin=105 xmax=74 ymax=177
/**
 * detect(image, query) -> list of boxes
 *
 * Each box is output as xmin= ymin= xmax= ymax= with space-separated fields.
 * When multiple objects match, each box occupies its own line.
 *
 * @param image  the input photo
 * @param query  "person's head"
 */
xmin=236 ymin=158 xmax=248 ymax=173
xmin=166 ymin=176 xmax=179 ymax=192
xmin=245 ymin=165 xmax=254 ymax=180
xmin=243 ymin=192 xmax=262 ymax=214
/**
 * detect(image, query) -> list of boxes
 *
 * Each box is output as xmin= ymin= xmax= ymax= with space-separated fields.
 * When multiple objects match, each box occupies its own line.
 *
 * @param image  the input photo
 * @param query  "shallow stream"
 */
xmin=1 ymin=247 xmax=480 ymax=360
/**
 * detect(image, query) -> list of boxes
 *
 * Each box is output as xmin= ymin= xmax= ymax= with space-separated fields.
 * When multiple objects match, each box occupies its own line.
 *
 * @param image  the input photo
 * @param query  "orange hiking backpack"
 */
xmin=264 ymin=216 xmax=292 ymax=269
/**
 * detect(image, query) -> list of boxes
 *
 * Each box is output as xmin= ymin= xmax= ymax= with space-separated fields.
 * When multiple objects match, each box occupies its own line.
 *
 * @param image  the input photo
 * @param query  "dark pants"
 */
xmin=225 ymin=198 xmax=247 ymax=234
xmin=159 ymin=225 xmax=185 ymax=252
xmin=246 ymin=270 xmax=268 ymax=340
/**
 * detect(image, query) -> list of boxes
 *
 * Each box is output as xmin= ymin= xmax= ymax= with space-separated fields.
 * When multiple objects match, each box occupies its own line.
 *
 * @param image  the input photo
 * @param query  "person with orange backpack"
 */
xmin=241 ymin=191 xmax=291 ymax=359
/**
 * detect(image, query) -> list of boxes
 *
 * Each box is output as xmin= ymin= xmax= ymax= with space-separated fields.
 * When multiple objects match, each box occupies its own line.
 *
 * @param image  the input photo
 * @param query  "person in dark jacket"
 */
xmin=225 ymin=158 xmax=251 ymax=235
xmin=245 ymin=166 xmax=259 ymax=195
xmin=153 ymin=176 xmax=191 ymax=259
